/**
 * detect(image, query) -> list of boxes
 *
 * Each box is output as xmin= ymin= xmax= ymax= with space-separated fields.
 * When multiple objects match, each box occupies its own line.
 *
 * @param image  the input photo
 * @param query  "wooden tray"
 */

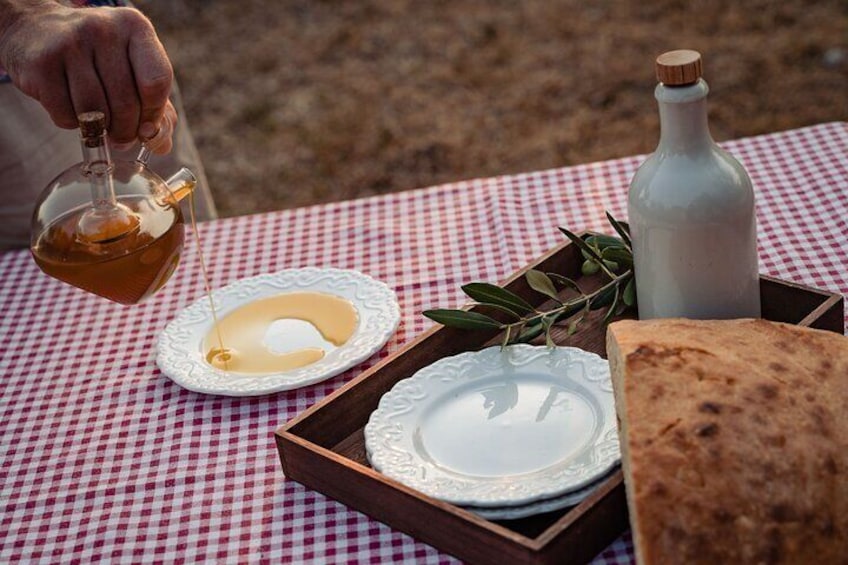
xmin=275 ymin=237 xmax=844 ymax=565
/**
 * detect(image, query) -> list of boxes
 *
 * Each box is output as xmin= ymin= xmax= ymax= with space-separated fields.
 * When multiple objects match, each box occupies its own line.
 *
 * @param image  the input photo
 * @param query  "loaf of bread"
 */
xmin=606 ymin=318 xmax=847 ymax=564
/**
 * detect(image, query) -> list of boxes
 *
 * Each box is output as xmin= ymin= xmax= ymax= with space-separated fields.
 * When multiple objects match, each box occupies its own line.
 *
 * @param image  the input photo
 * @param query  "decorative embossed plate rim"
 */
xmin=464 ymin=467 xmax=620 ymax=520
xmin=156 ymin=268 xmax=400 ymax=396
xmin=364 ymin=345 xmax=620 ymax=507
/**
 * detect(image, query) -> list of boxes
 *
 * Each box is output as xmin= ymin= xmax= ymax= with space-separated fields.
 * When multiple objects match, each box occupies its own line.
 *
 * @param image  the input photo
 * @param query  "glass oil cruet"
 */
xmin=30 ymin=111 xmax=197 ymax=305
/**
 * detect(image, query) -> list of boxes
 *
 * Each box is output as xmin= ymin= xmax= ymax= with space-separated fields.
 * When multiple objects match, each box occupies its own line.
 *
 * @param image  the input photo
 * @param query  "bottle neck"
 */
xmin=80 ymin=132 xmax=116 ymax=208
xmin=655 ymin=78 xmax=714 ymax=154
xmin=81 ymin=133 xmax=114 ymax=175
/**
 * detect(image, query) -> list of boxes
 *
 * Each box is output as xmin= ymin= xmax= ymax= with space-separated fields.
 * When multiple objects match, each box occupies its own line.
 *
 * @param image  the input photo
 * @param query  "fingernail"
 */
xmin=139 ymin=122 xmax=157 ymax=140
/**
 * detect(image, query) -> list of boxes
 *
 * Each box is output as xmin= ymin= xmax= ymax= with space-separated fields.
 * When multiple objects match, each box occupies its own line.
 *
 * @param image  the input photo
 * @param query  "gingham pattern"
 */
xmin=2 ymin=122 xmax=846 ymax=564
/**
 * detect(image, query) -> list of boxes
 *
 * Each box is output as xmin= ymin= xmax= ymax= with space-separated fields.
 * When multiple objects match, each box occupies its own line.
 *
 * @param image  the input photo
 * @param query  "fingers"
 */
xmin=141 ymin=100 xmax=177 ymax=155
xmin=37 ymin=83 xmax=77 ymax=129
xmin=94 ymin=40 xmax=141 ymax=145
xmin=28 ymin=60 xmax=78 ymax=129
xmin=125 ymin=10 xmax=173 ymax=142
xmin=65 ymin=54 xmax=110 ymax=132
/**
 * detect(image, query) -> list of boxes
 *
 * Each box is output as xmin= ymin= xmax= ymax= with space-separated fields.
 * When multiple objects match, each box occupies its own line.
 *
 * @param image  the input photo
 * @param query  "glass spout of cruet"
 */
xmin=30 ymin=111 xmax=197 ymax=305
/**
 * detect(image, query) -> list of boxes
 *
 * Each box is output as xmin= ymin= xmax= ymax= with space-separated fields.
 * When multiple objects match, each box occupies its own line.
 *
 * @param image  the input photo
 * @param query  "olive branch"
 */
xmin=423 ymin=212 xmax=635 ymax=347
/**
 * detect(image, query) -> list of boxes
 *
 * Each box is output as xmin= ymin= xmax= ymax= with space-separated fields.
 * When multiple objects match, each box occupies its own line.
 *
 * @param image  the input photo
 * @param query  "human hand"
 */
xmin=0 ymin=1 xmax=175 ymax=152
xmin=138 ymin=98 xmax=177 ymax=155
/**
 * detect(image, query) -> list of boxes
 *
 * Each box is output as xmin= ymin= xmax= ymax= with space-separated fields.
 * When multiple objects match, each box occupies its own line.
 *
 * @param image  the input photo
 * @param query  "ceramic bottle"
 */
xmin=628 ymin=50 xmax=761 ymax=319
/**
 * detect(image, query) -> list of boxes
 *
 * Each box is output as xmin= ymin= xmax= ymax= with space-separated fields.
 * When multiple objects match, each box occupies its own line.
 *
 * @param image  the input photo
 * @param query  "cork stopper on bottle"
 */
xmin=656 ymin=50 xmax=702 ymax=86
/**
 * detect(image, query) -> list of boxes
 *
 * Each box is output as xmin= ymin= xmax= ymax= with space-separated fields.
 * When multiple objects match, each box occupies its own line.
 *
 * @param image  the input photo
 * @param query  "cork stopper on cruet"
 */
xmin=78 ymin=111 xmax=107 ymax=147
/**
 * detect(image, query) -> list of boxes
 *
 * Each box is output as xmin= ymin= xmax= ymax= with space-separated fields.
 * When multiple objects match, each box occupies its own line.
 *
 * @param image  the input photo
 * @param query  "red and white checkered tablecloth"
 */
xmin=2 ymin=122 xmax=846 ymax=564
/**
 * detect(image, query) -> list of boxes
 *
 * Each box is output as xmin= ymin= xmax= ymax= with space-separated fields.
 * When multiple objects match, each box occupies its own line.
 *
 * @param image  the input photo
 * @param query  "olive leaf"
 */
xmin=422 ymin=309 xmax=502 ymax=329
xmin=502 ymin=324 xmax=512 ymax=348
xmin=590 ymin=281 xmax=619 ymax=310
xmin=560 ymin=227 xmax=605 ymax=264
xmin=462 ymin=282 xmax=535 ymax=315
xmin=585 ymin=234 xmax=624 ymax=250
xmin=623 ymin=277 xmax=637 ymax=307
xmin=525 ymin=270 xmax=561 ymax=302
xmin=474 ymin=302 xmax=523 ymax=320
xmin=602 ymin=246 xmax=633 ymax=269
xmin=606 ymin=211 xmax=632 ymax=249
xmin=517 ymin=320 xmax=545 ymax=342
xmin=567 ymin=316 xmax=583 ymax=336
xmin=546 ymin=273 xmax=583 ymax=295
xmin=541 ymin=315 xmax=556 ymax=347
xmin=602 ymin=283 xmax=621 ymax=325
xmin=549 ymin=298 xmax=588 ymax=323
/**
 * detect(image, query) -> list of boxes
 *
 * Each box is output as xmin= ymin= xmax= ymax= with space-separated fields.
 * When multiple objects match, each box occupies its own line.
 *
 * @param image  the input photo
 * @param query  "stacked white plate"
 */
xmin=364 ymin=345 xmax=620 ymax=520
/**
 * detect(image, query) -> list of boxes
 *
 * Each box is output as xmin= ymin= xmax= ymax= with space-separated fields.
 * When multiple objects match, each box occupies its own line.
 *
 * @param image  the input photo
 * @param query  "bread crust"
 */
xmin=606 ymin=318 xmax=848 ymax=565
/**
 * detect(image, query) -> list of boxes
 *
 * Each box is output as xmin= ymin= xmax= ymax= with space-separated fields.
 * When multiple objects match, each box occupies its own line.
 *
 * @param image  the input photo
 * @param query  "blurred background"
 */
xmin=137 ymin=0 xmax=847 ymax=218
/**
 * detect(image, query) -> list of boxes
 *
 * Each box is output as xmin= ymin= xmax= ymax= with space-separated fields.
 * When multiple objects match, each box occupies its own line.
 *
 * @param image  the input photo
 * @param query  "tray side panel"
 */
xmin=277 ymin=433 xmax=539 ymax=565
xmin=535 ymin=472 xmax=629 ymax=563
xmin=800 ymin=295 xmax=844 ymax=333
xmin=761 ymin=275 xmax=844 ymax=331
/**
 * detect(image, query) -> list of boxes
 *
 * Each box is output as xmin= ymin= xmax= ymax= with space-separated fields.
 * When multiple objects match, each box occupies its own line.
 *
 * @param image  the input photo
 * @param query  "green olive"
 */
xmin=581 ymin=259 xmax=600 ymax=275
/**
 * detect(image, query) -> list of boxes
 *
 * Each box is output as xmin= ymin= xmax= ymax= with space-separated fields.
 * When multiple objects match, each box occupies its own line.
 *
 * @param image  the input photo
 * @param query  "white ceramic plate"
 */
xmin=463 ymin=467 xmax=619 ymax=520
xmin=365 ymin=345 xmax=620 ymax=507
xmin=156 ymin=268 xmax=400 ymax=396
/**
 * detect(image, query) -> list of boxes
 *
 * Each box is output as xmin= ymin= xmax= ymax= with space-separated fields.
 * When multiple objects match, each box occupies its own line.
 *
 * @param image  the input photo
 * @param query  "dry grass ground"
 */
xmin=136 ymin=0 xmax=848 ymax=218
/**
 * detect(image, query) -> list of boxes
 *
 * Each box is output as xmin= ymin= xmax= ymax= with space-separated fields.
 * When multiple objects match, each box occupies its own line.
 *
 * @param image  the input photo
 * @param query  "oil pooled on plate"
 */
xmin=203 ymin=291 xmax=358 ymax=374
